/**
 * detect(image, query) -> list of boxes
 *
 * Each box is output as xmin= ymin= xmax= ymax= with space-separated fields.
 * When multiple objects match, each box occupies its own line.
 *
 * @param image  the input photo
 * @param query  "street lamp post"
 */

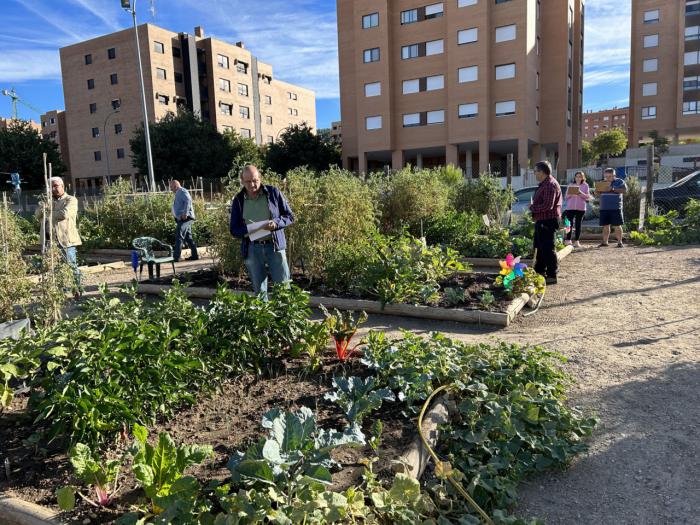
xmin=121 ymin=0 xmax=156 ymax=192
xmin=103 ymin=109 xmax=120 ymax=185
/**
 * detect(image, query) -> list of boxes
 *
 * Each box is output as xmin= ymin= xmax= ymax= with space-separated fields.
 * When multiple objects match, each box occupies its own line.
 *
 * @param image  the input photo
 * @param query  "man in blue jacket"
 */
xmin=170 ymin=179 xmax=199 ymax=262
xmin=230 ymin=165 xmax=295 ymax=296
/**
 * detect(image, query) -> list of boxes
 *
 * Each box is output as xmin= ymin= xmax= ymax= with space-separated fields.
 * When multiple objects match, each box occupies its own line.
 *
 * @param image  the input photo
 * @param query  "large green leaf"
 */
xmin=55 ymin=486 xmax=76 ymax=511
xmin=234 ymin=459 xmax=275 ymax=484
xmin=152 ymin=432 xmax=178 ymax=492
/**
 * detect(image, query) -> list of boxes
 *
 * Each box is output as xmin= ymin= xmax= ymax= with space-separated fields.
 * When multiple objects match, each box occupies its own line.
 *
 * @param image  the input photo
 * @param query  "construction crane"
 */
xmin=1 ymin=88 xmax=43 ymax=119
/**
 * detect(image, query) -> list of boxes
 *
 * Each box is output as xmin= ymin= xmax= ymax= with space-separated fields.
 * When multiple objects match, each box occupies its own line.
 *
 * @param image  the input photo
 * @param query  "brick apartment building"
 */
xmin=0 ymin=117 xmax=41 ymax=133
xmin=337 ymin=0 xmax=584 ymax=177
xmin=630 ymin=0 xmax=700 ymax=145
xmin=59 ymin=24 xmax=316 ymax=189
xmin=582 ymin=107 xmax=630 ymax=142
xmin=39 ymin=110 xmax=71 ymax=181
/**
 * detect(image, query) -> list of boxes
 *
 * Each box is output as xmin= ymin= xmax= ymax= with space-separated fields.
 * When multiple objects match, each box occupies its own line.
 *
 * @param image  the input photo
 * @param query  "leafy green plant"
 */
xmin=424 ymin=210 xmax=482 ymax=248
xmin=57 ymin=443 xmax=122 ymax=510
xmin=630 ymin=200 xmax=700 ymax=245
xmin=0 ymin=205 xmax=32 ymax=322
xmin=291 ymin=319 xmax=330 ymax=372
xmin=495 ymin=267 xmax=546 ymax=297
xmin=452 ymin=174 xmax=515 ymax=224
xmin=324 ymin=376 xmax=395 ymax=425
xmin=443 ymin=287 xmax=466 ymax=307
xmin=319 ymin=305 xmax=368 ymax=361
xmin=479 ymin=291 xmax=496 ymax=311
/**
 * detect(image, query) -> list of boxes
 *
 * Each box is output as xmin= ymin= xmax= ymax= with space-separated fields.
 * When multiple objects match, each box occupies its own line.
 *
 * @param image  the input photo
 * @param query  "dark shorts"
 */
xmin=599 ymin=209 xmax=624 ymax=226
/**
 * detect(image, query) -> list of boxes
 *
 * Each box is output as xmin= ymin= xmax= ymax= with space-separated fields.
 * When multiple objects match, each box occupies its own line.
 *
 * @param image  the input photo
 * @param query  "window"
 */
xmin=688 ymin=0 xmax=700 ymax=15
xmin=174 ymin=72 xmax=183 ymax=83
xmin=91 ymin=127 xmax=99 ymax=138
xmin=495 ymin=24 xmax=516 ymax=42
xmin=110 ymin=73 xmax=118 ymax=85
xmin=536 ymin=71 xmax=540 ymax=90
xmin=458 ymin=66 xmax=478 ymax=83
xmin=85 ymin=54 xmax=92 ymax=65
xmin=288 ymin=91 xmax=298 ymax=100
xmin=111 ymin=99 xmax=121 ymax=110
xmin=426 ymin=74 xmax=444 ymax=91
xmin=87 ymin=78 xmax=95 ymax=89
xmin=238 ymin=83 xmax=249 ymax=96
xmin=362 ymin=12 xmax=379 ymax=29
xmin=117 ymin=148 xmax=125 ymax=159
xmin=153 ymin=41 xmax=165 ymax=53
xmin=643 ymin=58 xmax=658 ymax=72
xmin=641 ymin=106 xmax=656 ymax=119
xmin=403 ymin=113 xmax=420 ymax=127
xmin=495 ymin=100 xmax=516 ymax=116
xmin=240 ymin=106 xmax=250 ymax=119
xmin=643 ymin=9 xmax=659 ymax=24
xmin=458 ymin=28 xmax=478 ymax=45
xmin=264 ymin=95 xmax=272 ymax=105
xmin=219 ymin=78 xmax=231 ymax=92
xmin=94 ymin=151 xmax=101 ymax=162
xmin=262 ymin=75 xmax=271 ymax=84
xmin=536 ymin=36 xmax=540 ymax=55
xmin=684 ymin=101 xmax=700 ymax=115
xmin=687 ymin=51 xmax=700 ymax=66
xmin=114 ymin=123 xmax=123 ymax=134
xmin=496 ymin=0 xmax=512 ymax=3
xmin=495 ymin=63 xmax=515 ymax=79
xmin=427 ymin=110 xmax=445 ymax=124
xmin=686 ymin=26 xmax=700 ymax=40
xmin=365 ymin=81 xmax=381 ymax=97
xmin=49 ymin=131 xmax=56 ymax=139
xmin=236 ymin=61 xmax=248 ymax=74
xmin=157 ymin=94 xmax=168 ymax=105
xmin=458 ymin=103 xmax=478 ymax=118
xmin=172 ymin=46 xmax=181 ymax=58
xmin=425 ymin=39 xmax=444 ymax=55
xmin=401 ymin=9 xmax=418 ymax=25
xmin=364 ymin=47 xmax=380 ymax=63
xmin=643 ymin=34 xmax=659 ymax=48
xmin=108 ymin=47 xmax=116 ymax=59
xmin=241 ymin=128 xmax=252 ymax=138
xmin=536 ymin=106 xmax=540 ymax=125
xmin=684 ymin=75 xmax=700 ymax=91
xmin=288 ymin=108 xmax=299 ymax=116
xmin=266 ymin=115 xmax=273 ymax=125
xmin=402 ymin=79 xmax=420 ymax=94
xmin=219 ymin=102 xmax=232 ymax=115
xmin=156 ymin=68 xmax=166 ymax=80
xmin=267 ymin=136 xmax=274 ymax=144
xmin=89 ymin=102 xmax=97 ymax=114
xmin=217 ymin=54 xmax=229 ymax=69
xmin=642 ymin=82 xmax=657 ymax=96
xmin=402 ymin=44 xmax=419 ymax=60
xmin=366 ymin=115 xmax=382 ymax=130
xmin=425 ymin=3 xmax=444 ymax=19
xmin=458 ymin=0 xmax=477 ymax=6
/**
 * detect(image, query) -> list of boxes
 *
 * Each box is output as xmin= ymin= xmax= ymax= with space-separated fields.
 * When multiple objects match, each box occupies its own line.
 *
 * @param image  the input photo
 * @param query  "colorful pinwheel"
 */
xmin=499 ymin=253 xmax=528 ymax=290
xmin=564 ymin=217 xmax=571 ymax=234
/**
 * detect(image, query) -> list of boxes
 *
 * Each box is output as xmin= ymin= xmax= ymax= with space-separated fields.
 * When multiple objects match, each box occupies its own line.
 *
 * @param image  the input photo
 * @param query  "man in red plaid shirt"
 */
xmin=529 ymin=161 xmax=562 ymax=284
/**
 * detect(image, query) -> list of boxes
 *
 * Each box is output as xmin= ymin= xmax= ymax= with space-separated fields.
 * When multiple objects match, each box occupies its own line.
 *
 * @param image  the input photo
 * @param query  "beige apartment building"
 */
xmin=337 ymin=0 xmax=584 ymax=177
xmin=0 ymin=117 xmax=41 ymax=133
xmin=330 ymin=120 xmax=343 ymax=145
xmin=630 ymin=0 xmax=700 ymax=145
xmin=60 ymin=24 xmax=315 ymax=189
xmin=40 ymin=110 xmax=72 ymax=183
xmin=582 ymin=107 xmax=630 ymax=142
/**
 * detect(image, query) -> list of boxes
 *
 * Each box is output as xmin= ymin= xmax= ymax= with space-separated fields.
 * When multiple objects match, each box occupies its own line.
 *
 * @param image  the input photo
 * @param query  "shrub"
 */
xmin=630 ymin=200 xmax=700 ymax=245
xmin=424 ymin=210 xmax=482 ymax=247
xmin=623 ymin=176 xmax=642 ymax=225
xmin=0 ymin=206 xmax=31 ymax=321
xmin=452 ymin=174 xmax=514 ymax=225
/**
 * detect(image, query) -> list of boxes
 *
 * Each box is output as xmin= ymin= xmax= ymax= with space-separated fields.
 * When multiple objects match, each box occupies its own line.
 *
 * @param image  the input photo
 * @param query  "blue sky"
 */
xmin=1 ymin=0 xmax=629 ymax=129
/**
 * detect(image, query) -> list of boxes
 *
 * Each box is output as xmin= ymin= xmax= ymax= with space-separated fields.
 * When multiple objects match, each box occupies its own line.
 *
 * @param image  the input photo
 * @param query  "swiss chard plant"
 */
xmin=56 ymin=443 xmax=122 ymax=510
xmin=324 ymin=376 xmax=395 ymax=425
xmin=320 ymin=305 xmax=368 ymax=361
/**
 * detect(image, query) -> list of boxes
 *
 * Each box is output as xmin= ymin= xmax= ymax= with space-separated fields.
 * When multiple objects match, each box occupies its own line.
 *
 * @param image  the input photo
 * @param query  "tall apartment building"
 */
xmin=330 ymin=120 xmax=343 ymax=145
xmin=630 ymin=0 xmax=700 ymax=145
xmin=40 ymin=110 xmax=72 ymax=183
xmin=0 ymin=117 xmax=41 ymax=133
xmin=337 ymin=0 xmax=584 ymax=177
xmin=582 ymin=107 xmax=630 ymax=142
xmin=60 ymin=24 xmax=315 ymax=189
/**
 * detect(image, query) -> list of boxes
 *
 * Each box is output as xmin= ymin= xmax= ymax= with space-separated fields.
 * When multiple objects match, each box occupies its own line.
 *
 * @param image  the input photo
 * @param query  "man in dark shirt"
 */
xmin=529 ymin=161 xmax=562 ymax=285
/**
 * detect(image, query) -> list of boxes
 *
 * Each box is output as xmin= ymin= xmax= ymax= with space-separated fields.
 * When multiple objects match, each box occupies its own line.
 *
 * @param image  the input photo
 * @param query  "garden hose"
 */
xmin=417 ymin=385 xmax=495 ymax=525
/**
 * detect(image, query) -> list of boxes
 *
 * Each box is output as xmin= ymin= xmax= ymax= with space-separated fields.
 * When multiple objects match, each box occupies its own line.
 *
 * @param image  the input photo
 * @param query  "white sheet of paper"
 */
xmin=247 ymin=220 xmax=271 ymax=241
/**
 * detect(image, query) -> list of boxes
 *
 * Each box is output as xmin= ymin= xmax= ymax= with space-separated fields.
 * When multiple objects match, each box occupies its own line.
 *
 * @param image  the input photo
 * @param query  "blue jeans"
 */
xmin=61 ymin=245 xmax=82 ymax=291
xmin=244 ymin=242 xmax=290 ymax=297
xmin=174 ymin=219 xmax=198 ymax=261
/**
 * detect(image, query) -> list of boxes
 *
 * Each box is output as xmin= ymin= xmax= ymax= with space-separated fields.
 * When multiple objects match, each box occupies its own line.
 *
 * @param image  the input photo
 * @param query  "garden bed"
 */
xmin=139 ymin=269 xmax=530 ymax=327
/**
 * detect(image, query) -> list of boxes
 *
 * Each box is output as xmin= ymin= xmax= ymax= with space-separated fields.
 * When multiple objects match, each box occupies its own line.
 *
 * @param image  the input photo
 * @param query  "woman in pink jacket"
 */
xmin=564 ymin=171 xmax=591 ymax=248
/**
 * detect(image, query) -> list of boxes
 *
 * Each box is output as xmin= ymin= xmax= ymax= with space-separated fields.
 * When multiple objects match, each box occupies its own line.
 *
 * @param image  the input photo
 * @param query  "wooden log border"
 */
xmin=0 ymin=496 xmax=66 ymax=525
xmin=136 ymin=284 xmax=530 ymax=327
xmin=461 ymin=244 xmax=573 ymax=269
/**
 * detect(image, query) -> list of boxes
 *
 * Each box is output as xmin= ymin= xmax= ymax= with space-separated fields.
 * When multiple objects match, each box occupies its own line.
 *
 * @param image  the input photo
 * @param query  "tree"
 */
xmin=266 ymin=123 xmax=341 ymax=175
xmin=648 ymin=130 xmax=670 ymax=154
xmin=222 ymin=129 xmax=265 ymax=174
xmin=582 ymin=141 xmax=596 ymax=166
xmin=590 ymin=128 xmax=627 ymax=165
xmin=130 ymin=109 xmax=233 ymax=184
xmin=0 ymin=120 xmax=66 ymax=190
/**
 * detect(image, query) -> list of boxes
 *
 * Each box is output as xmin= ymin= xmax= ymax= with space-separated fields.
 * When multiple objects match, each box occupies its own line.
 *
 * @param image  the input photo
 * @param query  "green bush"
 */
xmin=630 ymin=200 xmax=700 ymax=245
xmin=424 ymin=210 xmax=482 ymax=247
xmin=0 ymin=207 xmax=31 ymax=322
xmin=623 ymin=176 xmax=642 ymax=225
xmin=452 ymin=174 xmax=514 ymax=224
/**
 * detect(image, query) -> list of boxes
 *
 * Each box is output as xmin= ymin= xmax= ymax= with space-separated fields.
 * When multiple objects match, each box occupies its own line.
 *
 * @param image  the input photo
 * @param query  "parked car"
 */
xmin=512 ymin=185 xmax=594 ymax=219
xmin=653 ymin=171 xmax=700 ymax=213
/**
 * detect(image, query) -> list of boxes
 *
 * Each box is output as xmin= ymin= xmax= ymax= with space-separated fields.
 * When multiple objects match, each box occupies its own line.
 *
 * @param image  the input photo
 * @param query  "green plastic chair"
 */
xmin=132 ymin=237 xmax=176 ymax=280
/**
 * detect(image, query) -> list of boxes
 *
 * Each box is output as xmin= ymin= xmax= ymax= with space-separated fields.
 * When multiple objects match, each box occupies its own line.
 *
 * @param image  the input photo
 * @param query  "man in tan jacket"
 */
xmin=42 ymin=177 xmax=82 ymax=295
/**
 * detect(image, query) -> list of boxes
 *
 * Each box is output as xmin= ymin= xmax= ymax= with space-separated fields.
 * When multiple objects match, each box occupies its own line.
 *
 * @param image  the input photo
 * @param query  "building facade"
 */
xmin=330 ymin=120 xmax=343 ymax=145
xmin=59 ymin=24 xmax=315 ymax=189
xmin=0 ymin=117 xmax=41 ymax=133
xmin=630 ymin=0 xmax=700 ymax=145
xmin=337 ymin=0 xmax=584 ymax=177
xmin=40 ymin=110 xmax=72 ymax=184
xmin=582 ymin=107 xmax=630 ymax=142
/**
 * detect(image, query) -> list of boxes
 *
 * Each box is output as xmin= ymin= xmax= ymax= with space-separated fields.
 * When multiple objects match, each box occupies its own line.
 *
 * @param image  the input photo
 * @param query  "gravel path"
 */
xmin=81 ymin=244 xmax=700 ymax=524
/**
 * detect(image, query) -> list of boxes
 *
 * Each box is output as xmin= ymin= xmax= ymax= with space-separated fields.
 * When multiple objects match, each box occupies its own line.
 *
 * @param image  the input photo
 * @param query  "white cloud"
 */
xmin=0 ymin=49 xmax=61 ymax=82
xmin=583 ymin=0 xmax=631 ymax=90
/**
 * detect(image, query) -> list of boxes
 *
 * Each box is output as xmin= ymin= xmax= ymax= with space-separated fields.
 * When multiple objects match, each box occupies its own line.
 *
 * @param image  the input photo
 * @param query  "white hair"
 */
xmin=50 ymin=176 xmax=64 ymax=186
